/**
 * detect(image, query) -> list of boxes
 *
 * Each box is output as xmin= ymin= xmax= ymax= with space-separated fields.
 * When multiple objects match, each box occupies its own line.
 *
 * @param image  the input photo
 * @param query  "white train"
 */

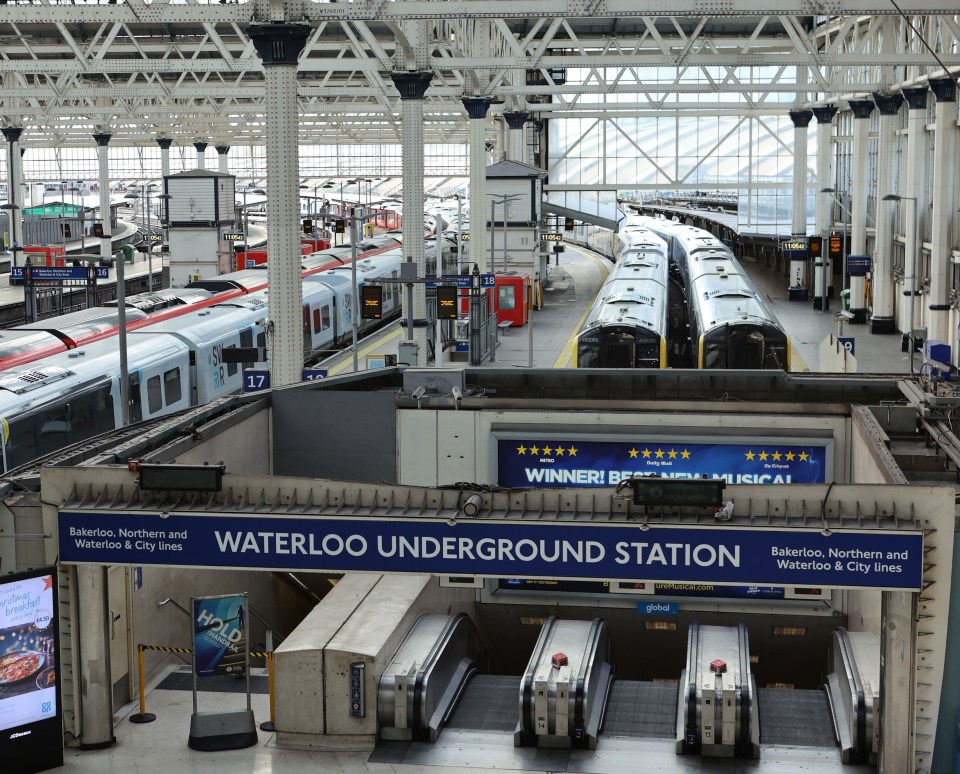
xmin=0 ymin=248 xmax=405 ymax=473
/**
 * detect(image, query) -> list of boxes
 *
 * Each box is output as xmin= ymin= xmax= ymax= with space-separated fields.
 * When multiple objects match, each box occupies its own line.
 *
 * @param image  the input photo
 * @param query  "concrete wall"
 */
xmin=158 ymin=407 xmax=272 ymax=475
xmin=274 ymin=573 xmax=477 ymax=750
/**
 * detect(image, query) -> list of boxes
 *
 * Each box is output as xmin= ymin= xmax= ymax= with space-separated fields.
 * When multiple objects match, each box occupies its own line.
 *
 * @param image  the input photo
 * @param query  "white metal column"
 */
xmin=76 ymin=565 xmax=114 ymax=748
xmin=463 ymin=97 xmax=493 ymax=274
xmin=504 ymin=111 xmax=529 ymax=162
xmin=813 ymin=105 xmax=837 ymax=307
xmin=194 ymin=140 xmax=207 ymax=170
xmin=2 ymin=126 xmax=24 ymax=267
xmin=249 ymin=23 xmax=310 ymax=388
xmin=928 ymin=77 xmax=957 ymax=346
xmin=902 ymin=87 xmax=929 ymax=344
xmin=848 ymin=100 xmax=874 ymax=320
xmin=216 ymin=145 xmax=230 ymax=175
xmin=392 ymin=72 xmax=434 ymax=367
xmin=788 ymin=109 xmax=812 ymax=294
xmin=870 ymin=92 xmax=904 ymax=334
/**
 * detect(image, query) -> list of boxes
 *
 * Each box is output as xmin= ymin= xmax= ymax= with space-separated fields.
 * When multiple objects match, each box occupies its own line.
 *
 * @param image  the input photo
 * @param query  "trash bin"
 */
xmin=121 ymin=244 xmax=135 ymax=264
xmin=841 ymin=288 xmax=851 ymax=311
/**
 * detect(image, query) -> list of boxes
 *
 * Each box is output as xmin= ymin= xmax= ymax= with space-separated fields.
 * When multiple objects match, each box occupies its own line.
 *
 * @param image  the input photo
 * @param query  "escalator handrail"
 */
xmin=410 ymin=612 xmax=471 ymax=733
xmin=520 ymin=616 xmax=559 ymax=738
xmin=833 ymin=628 xmax=867 ymax=758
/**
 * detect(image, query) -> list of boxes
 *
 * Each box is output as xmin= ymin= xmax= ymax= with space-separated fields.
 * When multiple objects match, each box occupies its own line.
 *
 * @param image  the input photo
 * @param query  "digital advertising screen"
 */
xmin=0 ymin=566 xmax=63 ymax=773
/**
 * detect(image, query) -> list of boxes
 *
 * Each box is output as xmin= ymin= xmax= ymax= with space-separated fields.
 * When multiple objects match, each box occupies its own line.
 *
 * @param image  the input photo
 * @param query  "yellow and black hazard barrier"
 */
xmin=128 ymin=643 xmax=275 ymax=726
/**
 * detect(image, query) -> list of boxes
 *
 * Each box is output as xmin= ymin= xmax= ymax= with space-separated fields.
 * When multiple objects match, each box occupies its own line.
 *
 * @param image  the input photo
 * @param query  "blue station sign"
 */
xmin=11 ymin=266 xmax=108 ymax=281
xmin=57 ymin=511 xmax=923 ymax=590
xmin=497 ymin=438 xmax=828 ymax=488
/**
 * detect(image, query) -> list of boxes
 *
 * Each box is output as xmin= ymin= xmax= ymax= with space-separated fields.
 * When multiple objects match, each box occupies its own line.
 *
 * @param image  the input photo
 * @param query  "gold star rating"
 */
xmin=668 ymin=449 xmax=678 ymax=459
xmin=772 ymin=452 xmax=781 ymax=461
xmin=628 ymin=448 xmax=639 ymax=458
xmin=542 ymin=445 xmax=553 ymax=456
xmin=530 ymin=445 xmax=540 ymax=455
xmin=799 ymin=451 xmax=809 ymax=462
xmin=785 ymin=452 xmax=795 ymax=461
xmin=655 ymin=449 xmax=665 ymax=459
xmin=642 ymin=449 xmax=652 ymax=458
xmin=516 ymin=444 xmax=528 ymax=455
xmin=681 ymin=449 xmax=691 ymax=459
xmin=745 ymin=450 xmax=756 ymax=461
xmin=568 ymin=446 xmax=578 ymax=457
xmin=555 ymin=446 xmax=566 ymax=456
xmin=758 ymin=451 xmax=768 ymax=461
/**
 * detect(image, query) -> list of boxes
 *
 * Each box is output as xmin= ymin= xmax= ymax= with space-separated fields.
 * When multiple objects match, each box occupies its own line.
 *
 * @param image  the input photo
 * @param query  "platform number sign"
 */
xmin=837 ymin=337 xmax=855 ymax=356
xmin=242 ymin=369 xmax=270 ymax=393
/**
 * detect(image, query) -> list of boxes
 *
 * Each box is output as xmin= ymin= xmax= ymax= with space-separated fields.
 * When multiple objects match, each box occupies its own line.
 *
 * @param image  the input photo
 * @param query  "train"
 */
xmin=577 ymin=216 xmax=789 ymax=370
xmin=575 ymin=223 xmax=674 ymax=368
xmin=0 ymin=235 xmax=402 ymax=372
xmin=0 ymin=247 xmax=406 ymax=473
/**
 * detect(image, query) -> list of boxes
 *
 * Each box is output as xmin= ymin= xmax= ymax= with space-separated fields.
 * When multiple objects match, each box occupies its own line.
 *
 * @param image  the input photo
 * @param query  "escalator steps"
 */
xmin=601 ymin=681 xmax=677 ymax=739
xmin=758 ymin=688 xmax=837 ymax=748
xmin=445 ymin=675 xmax=522 ymax=732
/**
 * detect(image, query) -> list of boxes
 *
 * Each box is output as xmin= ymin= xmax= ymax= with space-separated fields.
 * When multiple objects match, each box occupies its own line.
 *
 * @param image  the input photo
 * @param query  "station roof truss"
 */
xmin=1 ymin=3 xmax=959 ymax=148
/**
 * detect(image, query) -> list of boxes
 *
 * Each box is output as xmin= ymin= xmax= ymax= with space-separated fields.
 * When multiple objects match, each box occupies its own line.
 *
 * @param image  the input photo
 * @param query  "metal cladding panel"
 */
xmin=272 ymin=390 xmax=397 ymax=480
xmin=166 ymin=178 xmax=221 ymax=223
xmin=217 ymin=176 xmax=236 ymax=221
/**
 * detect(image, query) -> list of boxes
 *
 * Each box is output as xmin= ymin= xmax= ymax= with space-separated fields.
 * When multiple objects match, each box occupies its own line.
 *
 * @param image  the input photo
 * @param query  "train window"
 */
xmin=321 ymin=305 xmax=330 ymax=330
xmin=224 ymin=346 xmax=238 ymax=377
xmin=257 ymin=331 xmax=266 ymax=349
xmin=147 ymin=375 xmax=162 ymax=414
xmin=313 ymin=308 xmax=322 ymax=334
xmin=4 ymin=383 xmax=114 ymax=471
xmin=240 ymin=328 xmax=253 ymax=348
xmin=164 ymin=368 xmax=182 ymax=405
xmin=498 ymin=285 xmax=516 ymax=311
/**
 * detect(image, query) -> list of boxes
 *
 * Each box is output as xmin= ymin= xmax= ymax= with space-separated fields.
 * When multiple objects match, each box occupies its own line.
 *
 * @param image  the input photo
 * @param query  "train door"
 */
xmin=728 ymin=329 xmax=765 ymax=369
xmin=128 ymin=372 xmax=143 ymax=423
xmin=600 ymin=334 xmax=635 ymax=368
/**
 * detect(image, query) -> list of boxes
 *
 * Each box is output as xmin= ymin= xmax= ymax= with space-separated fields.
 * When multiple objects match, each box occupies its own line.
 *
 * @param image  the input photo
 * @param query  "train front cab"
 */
xmin=698 ymin=325 xmax=791 ymax=370
xmin=575 ymin=327 xmax=667 ymax=368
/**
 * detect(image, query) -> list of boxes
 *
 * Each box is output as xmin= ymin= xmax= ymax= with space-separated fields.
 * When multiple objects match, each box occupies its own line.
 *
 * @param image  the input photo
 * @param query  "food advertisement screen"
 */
xmin=0 ymin=571 xmax=58 ymax=734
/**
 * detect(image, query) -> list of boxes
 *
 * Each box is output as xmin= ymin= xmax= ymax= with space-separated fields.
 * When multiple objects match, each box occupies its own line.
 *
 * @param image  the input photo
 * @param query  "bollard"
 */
xmin=128 ymin=644 xmax=156 ymax=724
xmin=259 ymin=652 xmax=276 ymax=732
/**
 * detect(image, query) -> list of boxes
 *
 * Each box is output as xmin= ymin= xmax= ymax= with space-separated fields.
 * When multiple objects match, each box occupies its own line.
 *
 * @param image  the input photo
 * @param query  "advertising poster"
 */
xmin=497 ymin=438 xmax=828 ymax=488
xmin=192 ymin=594 xmax=247 ymax=678
xmin=0 ymin=567 xmax=62 ymax=773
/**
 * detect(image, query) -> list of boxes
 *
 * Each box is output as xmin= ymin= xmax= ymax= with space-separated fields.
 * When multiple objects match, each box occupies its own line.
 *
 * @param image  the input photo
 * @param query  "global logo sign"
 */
xmin=639 ymin=602 xmax=678 ymax=615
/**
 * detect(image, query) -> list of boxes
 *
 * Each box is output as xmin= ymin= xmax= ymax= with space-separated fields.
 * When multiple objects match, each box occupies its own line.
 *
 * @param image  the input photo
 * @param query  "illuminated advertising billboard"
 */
xmin=0 ymin=566 xmax=63 ymax=773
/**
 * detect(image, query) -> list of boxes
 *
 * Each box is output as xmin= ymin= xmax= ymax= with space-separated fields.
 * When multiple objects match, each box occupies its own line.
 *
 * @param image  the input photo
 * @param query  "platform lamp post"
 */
xmin=883 ymin=193 xmax=919 ymax=373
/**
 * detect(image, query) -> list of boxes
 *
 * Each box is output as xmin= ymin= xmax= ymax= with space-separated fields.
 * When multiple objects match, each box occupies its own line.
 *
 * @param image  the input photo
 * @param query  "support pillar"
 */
xmin=848 ymin=100 xmax=874 ymax=323
xmin=902 ymin=86 xmax=929 ymax=347
xmin=157 ymin=137 xmax=172 ymax=251
xmin=216 ymin=145 xmax=230 ymax=175
xmin=249 ymin=23 xmax=310 ymax=388
xmin=813 ymin=105 xmax=838 ymax=307
xmin=76 ymin=566 xmax=114 ymax=749
xmin=870 ymin=92 xmax=904 ymax=334
xmin=2 ymin=125 xmax=24 ymax=267
xmin=503 ymin=111 xmax=530 ymax=163
xmin=193 ymin=140 xmax=208 ymax=170
xmin=928 ymin=77 xmax=957 ymax=346
xmin=788 ymin=109 xmax=813 ymax=296
xmin=878 ymin=590 xmax=917 ymax=773
xmin=391 ymin=71 xmax=434 ymax=366
xmin=463 ymin=97 xmax=494 ymax=276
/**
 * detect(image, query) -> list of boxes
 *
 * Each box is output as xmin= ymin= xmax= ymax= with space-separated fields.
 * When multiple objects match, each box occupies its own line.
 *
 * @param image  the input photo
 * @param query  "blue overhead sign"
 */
xmin=497 ymin=438 xmax=828 ymax=488
xmin=11 ymin=266 xmax=108 ymax=281
xmin=57 ymin=511 xmax=923 ymax=590
xmin=426 ymin=274 xmax=495 ymax=289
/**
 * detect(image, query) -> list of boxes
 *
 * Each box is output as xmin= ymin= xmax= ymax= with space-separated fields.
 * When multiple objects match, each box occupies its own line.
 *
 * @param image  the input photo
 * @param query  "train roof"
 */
xmin=19 ymin=306 xmax=150 ymax=338
xmin=104 ymin=287 xmax=213 ymax=313
xmin=690 ymin=273 xmax=782 ymax=331
xmin=582 ymin=281 xmax=668 ymax=333
xmin=0 ymin=334 xmax=189 ymax=414
xmin=129 ymin=297 xmax=267 ymax=343
xmin=187 ymin=270 xmax=266 ymax=293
